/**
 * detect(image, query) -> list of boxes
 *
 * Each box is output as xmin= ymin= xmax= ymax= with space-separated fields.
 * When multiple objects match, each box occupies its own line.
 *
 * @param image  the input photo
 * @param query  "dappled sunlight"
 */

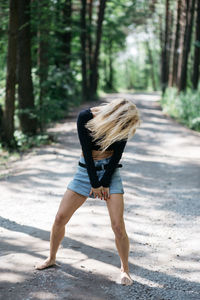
xmin=1 ymin=92 xmax=200 ymax=299
xmin=29 ymin=291 xmax=57 ymax=300
xmin=0 ymin=252 xmax=41 ymax=275
xmin=133 ymin=274 xmax=165 ymax=289
xmin=1 ymin=0 xmax=199 ymax=295
xmin=0 ymin=272 xmax=25 ymax=284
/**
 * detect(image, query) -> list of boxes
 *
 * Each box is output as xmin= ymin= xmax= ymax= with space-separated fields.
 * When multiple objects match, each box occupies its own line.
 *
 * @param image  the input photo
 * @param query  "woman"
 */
xmin=35 ymin=98 xmax=140 ymax=286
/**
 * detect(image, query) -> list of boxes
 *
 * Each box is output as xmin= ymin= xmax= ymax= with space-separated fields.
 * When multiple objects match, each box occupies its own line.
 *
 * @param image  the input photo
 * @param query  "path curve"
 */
xmin=0 ymin=92 xmax=200 ymax=300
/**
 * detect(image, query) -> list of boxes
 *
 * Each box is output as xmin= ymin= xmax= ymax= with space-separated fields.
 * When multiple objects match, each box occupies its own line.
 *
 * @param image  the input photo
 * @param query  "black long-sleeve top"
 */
xmin=77 ymin=108 xmax=127 ymax=188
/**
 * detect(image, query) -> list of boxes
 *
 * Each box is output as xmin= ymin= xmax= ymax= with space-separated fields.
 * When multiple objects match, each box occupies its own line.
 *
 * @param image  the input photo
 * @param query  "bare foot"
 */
xmin=35 ymin=257 xmax=56 ymax=270
xmin=120 ymin=271 xmax=133 ymax=286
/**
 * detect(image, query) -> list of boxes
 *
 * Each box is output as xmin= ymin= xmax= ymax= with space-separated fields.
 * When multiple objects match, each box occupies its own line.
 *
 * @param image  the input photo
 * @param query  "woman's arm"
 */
xmin=77 ymin=110 xmax=101 ymax=188
xmin=99 ymin=140 xmax=127 ymax=187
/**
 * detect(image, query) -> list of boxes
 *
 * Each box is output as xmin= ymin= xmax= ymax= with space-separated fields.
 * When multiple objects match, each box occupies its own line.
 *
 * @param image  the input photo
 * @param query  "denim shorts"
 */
xmin=67 ymin=156 xmax=124 ymax=198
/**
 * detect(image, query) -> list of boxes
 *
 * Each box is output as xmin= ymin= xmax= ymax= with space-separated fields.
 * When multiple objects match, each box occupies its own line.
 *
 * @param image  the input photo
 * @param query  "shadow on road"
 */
xmin=0 ymin=216 xmax=199 ymax=300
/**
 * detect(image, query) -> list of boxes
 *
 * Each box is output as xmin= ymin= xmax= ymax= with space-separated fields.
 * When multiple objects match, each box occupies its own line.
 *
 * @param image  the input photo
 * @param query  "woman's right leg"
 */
xmin=35 ymin=189 xmax=87 ymax=269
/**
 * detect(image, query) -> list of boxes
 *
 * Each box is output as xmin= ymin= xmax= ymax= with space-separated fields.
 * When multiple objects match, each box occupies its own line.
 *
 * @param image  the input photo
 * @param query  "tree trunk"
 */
xmin=158 ymin=14 xmax=163 ymax=85
xmin=177 ymin=0 xmax=186 ymax=88
xmin=54 ymin=0 xmax=62 ymax=68
xmin=192 ymin=0 xmax=200 ymax=89
xmin=168 ymin=7 xmax=175 ymax=86
xmin=18 ymin=0 xmax=37 ymax=134
xmin=80 ymin=0 xmax=88 ymax=101
xmin=62 ymin=0 xmax=72 ymax=68
xmin=178 ymin=0 xmax=196 ymax=91
xmin=37 ymin=0 xmax=49 ymax=132
xmin=2 ymin=0 xmax=18 ymax=145
xmin=171 ymin=0 xmax=182 ymax=86
xmin=145 ymin=34 xmax=157 ymax=91
xmin=103 ymin=59 xmax=108 ymax=88
xmin=161 ymin=0 xmax=169 ymax=94
xmin=88 ymin=0 xmax=93 ymax=95
xmin=90 ymin=0 xmax=107 ymax=100
xmin=108 ymin=38 xmax=113 ymax=90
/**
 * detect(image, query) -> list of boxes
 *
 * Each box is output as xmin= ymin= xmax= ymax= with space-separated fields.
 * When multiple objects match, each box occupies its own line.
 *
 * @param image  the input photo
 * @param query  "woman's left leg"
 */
xmin=106 ymin=193 xmax=133 ymax=285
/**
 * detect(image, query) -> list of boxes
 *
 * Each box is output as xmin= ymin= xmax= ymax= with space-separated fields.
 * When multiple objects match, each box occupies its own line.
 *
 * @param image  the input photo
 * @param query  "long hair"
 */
xmin=85 ymin=98 xmax=141 ymax=152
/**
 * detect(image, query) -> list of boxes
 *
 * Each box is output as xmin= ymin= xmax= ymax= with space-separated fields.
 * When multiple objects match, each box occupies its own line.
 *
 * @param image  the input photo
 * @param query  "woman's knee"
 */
xmin=54 ymin=212 xmax=68 ymax=226
xmin=111 ymin=220 xmax=126 ymax=239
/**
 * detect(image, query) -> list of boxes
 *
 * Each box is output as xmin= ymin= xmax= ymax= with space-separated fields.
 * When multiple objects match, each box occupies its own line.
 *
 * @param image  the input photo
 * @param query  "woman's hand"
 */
xmin=103 ymin=187 xmax=110 ymax=201
xmin=89 ymin=186 xmax=110 ymax=201
xmin=89 ymin=186 xmax=104 ymax=200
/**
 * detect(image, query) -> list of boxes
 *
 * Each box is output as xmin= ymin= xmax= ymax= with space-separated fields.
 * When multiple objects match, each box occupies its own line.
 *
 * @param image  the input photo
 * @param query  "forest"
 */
xmin=0 ymin=0 xmax=199 ymax=150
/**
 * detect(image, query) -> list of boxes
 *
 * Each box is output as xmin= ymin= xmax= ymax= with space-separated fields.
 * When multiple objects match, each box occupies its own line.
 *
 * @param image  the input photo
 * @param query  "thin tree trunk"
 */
xmin=161 ymin=0 xmax=169 ymax=94
xmin=18 ymin=0 xmax=37 ymax=134
xmin=146 ymin=41 xmax=157 ymax=91
xmin=168 ymin=7 xmax=175 ymax=86
xmin=90 ymin=0 xmax=107 ymax=100
xmin=192 ymin=0 xmax=200 ymax=89
xmin=62 ymin=0 xmax=72 ymax=68
xmin=177 ymin=1 xmax=186 ymax=88
xmin=178 ymin=0 xmax=196 ymax=91
xmin=171 ymin=0 xmax=181 ymax=86
xmin=144 ymin=25 xmax=157 ymax=91
xmin=80 ymin=0 xmax=88 ymax=101
xmin=37 ymin=0 xmax=49 ymax=132
xmin=3 ymin=0 xmax=18 ymax=145
xmin=103 ymin=59 xmax=108 ymax=88
xmin=88 ymin=0 xmax=93 ymax=95
xmin=108 ymin=38 xmax=113 ymax=89
xmin=158 ymin=14 xmax=163 ymax=85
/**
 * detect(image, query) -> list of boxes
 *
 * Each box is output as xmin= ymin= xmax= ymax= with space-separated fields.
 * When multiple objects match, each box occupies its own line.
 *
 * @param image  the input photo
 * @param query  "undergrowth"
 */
xmin=0 ymin=132 xmax=54 ymax=167
xmin=160 ymin=87 xmax=200 ymax=131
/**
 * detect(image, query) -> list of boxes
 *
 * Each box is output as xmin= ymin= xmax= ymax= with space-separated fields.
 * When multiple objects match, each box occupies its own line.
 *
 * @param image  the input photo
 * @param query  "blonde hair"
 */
xmin=85 ymin=98 xmax=141 ymax=152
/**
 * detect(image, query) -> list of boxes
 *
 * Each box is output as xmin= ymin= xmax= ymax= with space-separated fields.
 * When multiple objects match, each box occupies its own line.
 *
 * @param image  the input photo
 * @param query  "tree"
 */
xmin=80 ymin=0 xmax=88 ymax=101
xmin=161 ymin=0 xmax=169 ymax=94
xmin=18 ymin=0 xmax=37 ymax=134
xmin=178 ymin=0 xmax=196 ymax=91
xmin=37 ymin=0 xmax=50 ymax=131
xmin=144 ymin=25 xmax=157 ymax=91
xmin=192 ymin=0 xmax=200 ymax=89
xmin=101 ymin=0 xmax=127 ymax=92
xmin=87 ymin=0 xmax=93 ymax=93
xmin=145 ymin=40 xmax=157 ymax=91
xmin=2 ymin=0 xmax=18 ymax=145
xmin=167 ymin=4 xmax=175 ymax=87
xmin=62 ymin=0 xmax=72 ymax=68
xmin=171 ymin=0 xmax=182 ymax=87
xmin=89 ymin=0 xmax=107 ymax=100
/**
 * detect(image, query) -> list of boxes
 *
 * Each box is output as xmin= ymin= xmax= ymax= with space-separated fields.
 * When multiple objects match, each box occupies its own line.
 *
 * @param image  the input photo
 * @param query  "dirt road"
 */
xmin=0 ymin=93 xmax=200 ymax=300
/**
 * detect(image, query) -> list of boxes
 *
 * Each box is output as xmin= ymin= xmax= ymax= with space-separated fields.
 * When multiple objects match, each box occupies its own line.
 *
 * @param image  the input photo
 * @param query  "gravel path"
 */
xmin=0 ymin=92 xmax=200 ymax=300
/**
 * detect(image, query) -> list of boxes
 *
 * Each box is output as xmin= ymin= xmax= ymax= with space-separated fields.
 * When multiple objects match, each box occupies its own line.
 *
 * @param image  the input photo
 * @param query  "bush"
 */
xmin=160 ymin=87 xmax=200 ymax=131
xmin=14 ymin=131 xmax=52 ymax=151
xmin=33 ymin=65 xmax=82 ymax=126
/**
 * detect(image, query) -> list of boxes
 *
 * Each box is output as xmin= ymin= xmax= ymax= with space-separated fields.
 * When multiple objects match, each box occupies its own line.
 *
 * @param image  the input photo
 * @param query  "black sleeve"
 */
xmin=77 ymin=110 xmax=101 ymax=188
xmin=99 ymin=140 xmax=127 ymax=187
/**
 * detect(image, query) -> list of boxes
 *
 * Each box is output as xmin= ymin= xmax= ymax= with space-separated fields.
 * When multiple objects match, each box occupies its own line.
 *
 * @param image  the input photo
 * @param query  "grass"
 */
xmin=160 ymin=87 xmax=200 ymax=132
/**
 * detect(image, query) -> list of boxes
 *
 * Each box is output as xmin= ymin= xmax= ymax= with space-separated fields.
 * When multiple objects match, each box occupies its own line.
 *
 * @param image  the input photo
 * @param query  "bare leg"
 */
xmin=106 ymin=194 xmax=133 ymax=285
xmin=35 ymin=189 xmax=87 ymax=270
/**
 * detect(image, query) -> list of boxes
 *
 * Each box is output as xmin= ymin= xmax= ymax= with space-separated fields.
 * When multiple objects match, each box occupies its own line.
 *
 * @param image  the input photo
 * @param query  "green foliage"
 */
xmin=30 ymin=0 xmax=82 ymax=128
xmin=0 ymin=131 xmax=53 ymax=155
xmin=1 ymin=0 xmax=199 ymax=152
xmin=33 ymin=66 xmax=81 ymax=126
xmin=13 ymin=131 xmax=52 ymax=151
xmin=99 ymin=0 xmax=132 ymax=92
xmin=161 ymin=87 xmax=200 ymax=131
